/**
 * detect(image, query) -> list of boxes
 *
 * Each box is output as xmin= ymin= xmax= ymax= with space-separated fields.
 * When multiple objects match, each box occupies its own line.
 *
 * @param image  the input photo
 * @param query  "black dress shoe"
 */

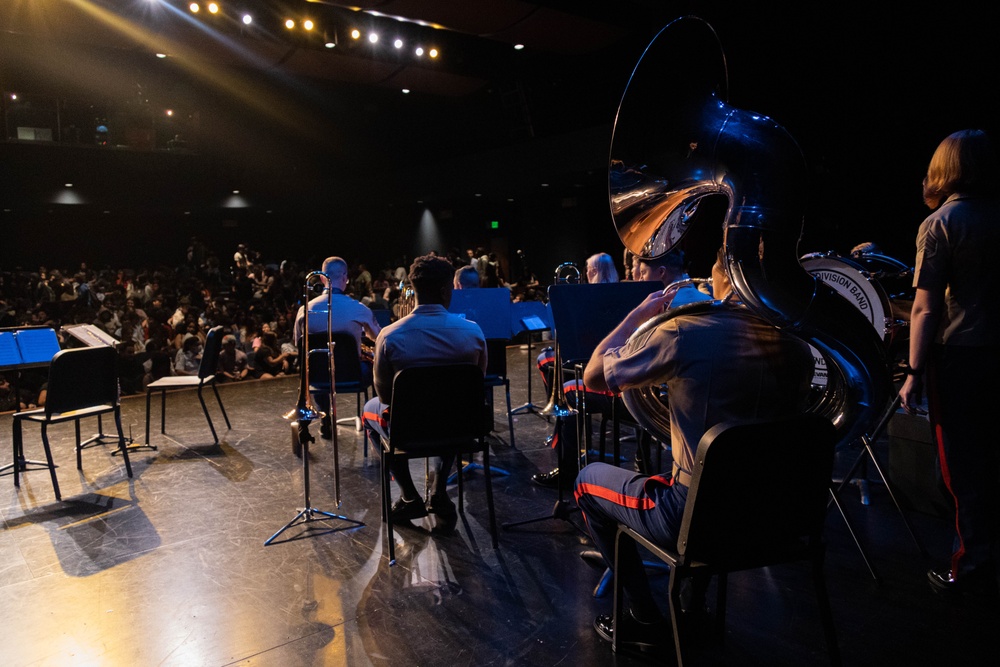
xmin=593 ymin=613 xmax=670 ymax=652
xmin=320 ymin=424 xmax=332 ymax=440
xmin=390 ymin=497 xmax=428 ymax=524
xmin=928 ymin=565 xmax=1000 ymax=600
xmin=427 ymin=494 xmax=458 ymax=534
xmin=532 ymin=468 xmax=560 ymax=488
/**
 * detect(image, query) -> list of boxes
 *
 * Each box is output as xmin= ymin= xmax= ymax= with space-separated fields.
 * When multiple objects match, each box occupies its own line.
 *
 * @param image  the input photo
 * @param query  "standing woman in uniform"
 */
xmin=899 ymin=129 xmax=1000 ymax=597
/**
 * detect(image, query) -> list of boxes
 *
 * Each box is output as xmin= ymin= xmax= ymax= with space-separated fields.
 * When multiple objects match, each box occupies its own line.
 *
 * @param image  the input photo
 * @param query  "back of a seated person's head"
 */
xmin=454 ymin=265 xmax=480 ymax=290
xmin=409 ymin=254 xmax=454 ymax=304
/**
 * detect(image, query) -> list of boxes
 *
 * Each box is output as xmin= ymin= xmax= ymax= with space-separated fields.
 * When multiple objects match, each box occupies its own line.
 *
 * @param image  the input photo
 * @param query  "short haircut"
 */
xmin=321 ymin=256 xmax=349 ymax=280
xmin=454 ymin=265 xmax=480 ymax=289
xmin=409 ymin=254 xmax=455 ymax=302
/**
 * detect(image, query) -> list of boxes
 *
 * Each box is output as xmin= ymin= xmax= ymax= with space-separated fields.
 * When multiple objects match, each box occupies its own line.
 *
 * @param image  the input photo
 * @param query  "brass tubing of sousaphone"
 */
xmin=609 ymin=16 xmax=890 ymax=451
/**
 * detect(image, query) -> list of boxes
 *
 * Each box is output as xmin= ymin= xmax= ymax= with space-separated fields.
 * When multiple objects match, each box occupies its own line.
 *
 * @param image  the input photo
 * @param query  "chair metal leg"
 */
xmin=145 ymin=388 xmax=152 ymax=445
xmin=483 ymin=442 xmax=498 ymax=548
xmin=160 ymin=388 xmax=167 ymax=435
xmin=197 ymin=385 xmax=219 ymax=443
xmin=114 ymin=407 xmax=133 ymax=478
xmin=504 ymin=379 xmax=515 ymax=449
xmin=211 ymin=383 xmax=231 ymax=430
xmin=40 ymin=423 xmax=61 ymax=501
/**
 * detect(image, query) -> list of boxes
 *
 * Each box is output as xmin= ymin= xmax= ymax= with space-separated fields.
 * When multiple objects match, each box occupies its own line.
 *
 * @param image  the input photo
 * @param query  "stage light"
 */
xmin=415 ymin=46 xmax=424 ymax=57
xmin=351 ymin=29 xmax=360 ymax=40
xmin=207 ymin=2 xmax=218 ymax=14
xmin=242 ymin=14 xmax=252 ymax=25
xmin=514 ymin=44 xmax=525 ymax=50
xmin=303 ymin=19 xmax=314 ymax=31
xmin=285 ymin=19 xmax=294 ymax=30
xmin=368 ymin=33 xmax=378 ymax=44
xmin=394 ymin=38 xmax=403 ymax=49
xmin=429 ymin=48 xmax=438 ymax=58
xmin=189 ymin=3 xmax=199 ymax=13
xmin=325 ymin=41 xmax=335 ymax=48
xmin=165 ymin=109 xmax=174 ymax=116
xmin=402 ymin=88 xmax=410 ymax=94
xmin=155 ymin=53 xmax=167 ymax=58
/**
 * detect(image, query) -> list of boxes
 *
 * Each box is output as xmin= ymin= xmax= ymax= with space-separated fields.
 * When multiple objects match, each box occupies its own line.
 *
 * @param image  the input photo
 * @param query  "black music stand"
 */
xmin=1 ymin=327 xmax=61 ymax=478
xmin=510 ymin=300 xmax=552 ymax=417
xmin=62 ymin=324 xmax=149 ymax=455
xmin=448 ymin=288 xmax=513 ymax=481
xmin=503 ymin=282 xmax=661 ymax=534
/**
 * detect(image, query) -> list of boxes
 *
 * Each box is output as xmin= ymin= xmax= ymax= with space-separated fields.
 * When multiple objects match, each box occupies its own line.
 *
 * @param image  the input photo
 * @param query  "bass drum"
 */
xmin=800 ymin=252 xmax=912 ymax=388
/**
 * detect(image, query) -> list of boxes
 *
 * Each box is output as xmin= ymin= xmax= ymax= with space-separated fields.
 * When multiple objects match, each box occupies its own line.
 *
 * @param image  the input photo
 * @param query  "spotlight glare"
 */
xmin=351 ymin=28 xmax=360 ymax=40
xmin=207 ymin=2 xmax=218 ymax=14
xmin=394 ymin=38 xmax=403 ymax=49
xmin=401 ymin=88 xmax=410 ymax=94
xmin=285 ymin=19 xmax=294 ymax=30
xmin=303 ymin=19 xmax=314 ymax=31
xmin=188 ymin=3 xmax=199 ymax=13
xmin=165 ymin=109 xmax=174 ymax=116
xmin=415 ymin=46 xmax=424 ymax=56
xmin=325 ymin=41 xmax=335 ymax=48
xmin=242 ymin=14 xmax=252 ymax=25
xmin=368 ymin=33 xmax=378 ymax=44
xmin=155 ymin=52 xmax=167 ymax=58
xmin=514 ymin=43 xmax=525 ymax=50
xmin=429 ymin=48 xmax=439 ymax=58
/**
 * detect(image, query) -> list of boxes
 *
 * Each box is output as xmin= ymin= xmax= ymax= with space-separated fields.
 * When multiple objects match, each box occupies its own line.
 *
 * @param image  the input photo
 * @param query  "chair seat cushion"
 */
xmin=16 ymin=404 xmax=116 ymax=423
xmin=148 ymin=376 xmax=208 ymax=389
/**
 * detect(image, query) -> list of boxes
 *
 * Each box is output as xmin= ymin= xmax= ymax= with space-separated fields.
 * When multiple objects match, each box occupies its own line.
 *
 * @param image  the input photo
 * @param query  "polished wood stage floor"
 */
xmin=2 ymin=344 xmax=997 ymax=666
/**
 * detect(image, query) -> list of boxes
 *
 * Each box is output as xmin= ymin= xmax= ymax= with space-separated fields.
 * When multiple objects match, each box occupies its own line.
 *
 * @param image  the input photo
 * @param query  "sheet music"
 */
xmin=14 ymin=328 xmax=61 ymax=364
xmin=63 ymin=323 xmax=119 ymax=347
xmin=0 ymin=331 xmax=19 ymax=368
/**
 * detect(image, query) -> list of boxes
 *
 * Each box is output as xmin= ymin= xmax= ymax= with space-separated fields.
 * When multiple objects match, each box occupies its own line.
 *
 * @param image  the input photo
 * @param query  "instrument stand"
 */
xmin=502 ymin=416 xmax=586 ymax=536
xmin=831 ymin=394 xmax=929 ymax=560
xmin=265 ymin=419 xmax=363 ymax=545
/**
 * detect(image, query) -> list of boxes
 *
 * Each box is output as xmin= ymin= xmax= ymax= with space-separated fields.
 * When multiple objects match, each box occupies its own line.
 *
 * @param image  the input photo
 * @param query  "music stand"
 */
xmin=1 ymin=327 xmax=61 ymax=478
xmin=503 ymin=282 xmax=661 ymax=534
xmin=61 ymin=324 xmax=148 ymax=454
xmin=510 ymin=300 xmax=551 ymax=416
xmin=448 ymin=288 xmax=513 ymax=481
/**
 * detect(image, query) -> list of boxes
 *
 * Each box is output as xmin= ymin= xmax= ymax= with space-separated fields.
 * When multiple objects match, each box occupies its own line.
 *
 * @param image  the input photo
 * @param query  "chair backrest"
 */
xmin=45 ymin=345 xmax=119 ymax=416
xmin=199 ymin=326 xmax=225 ymax=381
xmin=388 ymin=364 xmax=489 ymax=449
xmin=485 ymin=339 xmax=508 ymax=379
xmin=306 ymin=331 xmax=365 ymax=387
xmin=677 ymin=413 xmax=836 ymax=567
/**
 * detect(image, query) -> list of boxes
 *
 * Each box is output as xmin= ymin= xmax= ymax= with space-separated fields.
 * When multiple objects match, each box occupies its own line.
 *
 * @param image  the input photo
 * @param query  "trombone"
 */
xmin=283 ymin=270 xmax=344 ymax=507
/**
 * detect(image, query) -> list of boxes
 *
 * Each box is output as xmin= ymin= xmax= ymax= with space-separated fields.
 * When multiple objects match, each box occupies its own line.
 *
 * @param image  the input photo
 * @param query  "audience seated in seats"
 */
xmin=216 ymin=334 xmax=249 ymax=383
xmin=174 ymin=335 xmax=203 ymax=377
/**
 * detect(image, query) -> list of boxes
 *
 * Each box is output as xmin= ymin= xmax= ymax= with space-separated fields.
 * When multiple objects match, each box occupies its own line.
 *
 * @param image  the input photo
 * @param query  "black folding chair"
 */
xmin=610 ymin=414 xmax=841 ymax=667
xmin=11 ymin=346 xmax=133 ymax=501
xmin=145 ymin=325 xmax=231 ymax=445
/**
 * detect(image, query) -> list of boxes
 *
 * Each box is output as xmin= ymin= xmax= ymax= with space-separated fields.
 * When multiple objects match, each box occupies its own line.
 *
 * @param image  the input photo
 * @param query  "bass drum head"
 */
xmin=800 ymin=253 xmax=893 ymax=387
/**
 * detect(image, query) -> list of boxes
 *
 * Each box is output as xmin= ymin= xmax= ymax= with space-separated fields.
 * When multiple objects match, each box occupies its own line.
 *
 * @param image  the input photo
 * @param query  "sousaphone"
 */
xmin=610 ymin=16 xmax=891 ymax=450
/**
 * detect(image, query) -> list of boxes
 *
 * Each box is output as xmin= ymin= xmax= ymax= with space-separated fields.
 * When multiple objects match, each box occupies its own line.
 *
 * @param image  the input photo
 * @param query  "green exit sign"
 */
xmin=491 ymin=220 xmax=499 ymax=229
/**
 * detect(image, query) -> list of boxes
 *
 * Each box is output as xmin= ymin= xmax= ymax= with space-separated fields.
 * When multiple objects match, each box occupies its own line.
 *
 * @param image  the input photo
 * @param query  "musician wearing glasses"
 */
xmin=293 ymin=256 xmax=381 ymax=440
xmin=574 ymin=249 xmax=814 ymax=650
xmin=362 ymin=254 xmax=488 ymax=534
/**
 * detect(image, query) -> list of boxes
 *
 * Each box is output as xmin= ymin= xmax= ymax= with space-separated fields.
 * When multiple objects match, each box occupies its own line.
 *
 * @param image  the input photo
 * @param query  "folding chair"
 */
xmin=611 ymin=413 xmax=841 ymax=667
xmin=145 ymin=325 xmax=231 ymax=445
xmin=11 ymin=346 xmax=133 ymax=501
xmin=375 ymin=364 xmax=496 ymax=565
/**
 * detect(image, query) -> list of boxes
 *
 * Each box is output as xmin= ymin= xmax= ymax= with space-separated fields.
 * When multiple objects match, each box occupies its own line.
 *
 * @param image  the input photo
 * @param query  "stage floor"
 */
xmin=1 ymin=344 xmax=997 ymax=666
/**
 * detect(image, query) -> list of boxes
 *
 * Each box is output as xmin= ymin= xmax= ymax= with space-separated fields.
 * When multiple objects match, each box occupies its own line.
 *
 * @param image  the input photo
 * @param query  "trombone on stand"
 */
xmin=266 ymin=271 xmax=364 ymax=545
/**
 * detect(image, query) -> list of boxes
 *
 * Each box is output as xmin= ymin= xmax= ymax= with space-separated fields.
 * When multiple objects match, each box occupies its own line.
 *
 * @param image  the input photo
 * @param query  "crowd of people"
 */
xmin=0 ymin=240 xmax=538 ymax=413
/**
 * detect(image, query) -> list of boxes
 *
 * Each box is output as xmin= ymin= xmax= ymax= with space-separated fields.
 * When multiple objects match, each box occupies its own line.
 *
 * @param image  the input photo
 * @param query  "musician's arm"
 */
xmin=583 ymin=291 xmax=672 ymax=393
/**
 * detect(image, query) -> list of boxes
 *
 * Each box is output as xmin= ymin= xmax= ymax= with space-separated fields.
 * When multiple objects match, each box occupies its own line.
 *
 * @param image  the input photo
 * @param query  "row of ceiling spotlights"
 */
xmin=183 ymin=2 xmax=440 ymax=57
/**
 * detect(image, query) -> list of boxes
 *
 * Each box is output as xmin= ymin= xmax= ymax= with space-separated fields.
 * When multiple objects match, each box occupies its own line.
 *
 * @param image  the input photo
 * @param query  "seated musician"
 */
xmin=293 ymin=256 xmax=381 ymax=443
xmin=574 ymin=249 xmax=815 ymax=650
xmin=533 ymin=250 xmax=709 ymax=490
xmin=362 ymin=254 xmax=488 ymax=534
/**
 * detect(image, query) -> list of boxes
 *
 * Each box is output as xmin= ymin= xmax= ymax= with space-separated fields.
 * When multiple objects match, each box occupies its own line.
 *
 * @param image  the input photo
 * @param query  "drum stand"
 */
xmin=831 ymin=394 xmax=929 ymax=560
xmin=265 ymin=418 xmax=363 ymax=545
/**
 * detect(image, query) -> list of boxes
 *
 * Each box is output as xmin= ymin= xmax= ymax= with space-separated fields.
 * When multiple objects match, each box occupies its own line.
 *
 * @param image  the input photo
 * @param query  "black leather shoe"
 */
xmin=928 ymin=567 xmax=959 ymax=592
xmin=593 ymin=613 xmax=669 ymax=652
xmin=427 ymin=494 xmax=458 ymax=534
xmin=390 ymin=497 xmax=428 ymax=524
xmin=320 ymin=424 xmax=332 ymax=440
xmin=928 ymin=565 xmax=1000 ymax=601
xmin=532 ymin=468 xmax=560 ymax=488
